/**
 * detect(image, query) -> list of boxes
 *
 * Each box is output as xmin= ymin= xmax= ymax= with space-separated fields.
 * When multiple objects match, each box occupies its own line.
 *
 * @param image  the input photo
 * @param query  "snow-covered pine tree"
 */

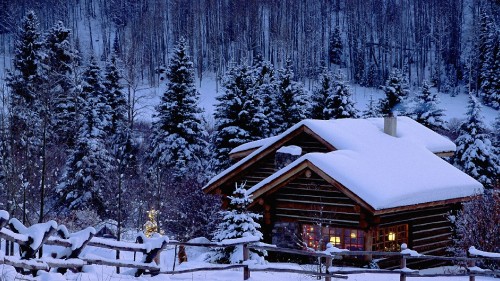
xmin=213 ymin=63 xmax=267 ymax=171
xmin=378 ymin=68 xmax=409 ymax=116
xmin=44 ymin=20 xmax=78 ymax=146
xmin=5 ymin=10 xmax=46 ymax=223
xmin=103 ymin=51 xmax=135 ymax=239
xmin=57 ymin=56 xmax=114 ymax=217
xmin=453 ymin=95 xmax=499 ymax=188
xmin=329 ymin=26 xmax=343 ymax=66
xmin=411 ymin=80 xmax=446 ymax=130
xmin=362 ymin=94 xmax=379 ymax=118
xmin=311 ymin=68 xmax=334 ymax=120
xmin=250 ymin=54 xmax=275 ymax=137
xmin=493 ymin=114 xmax=500 ymax=149
xmin=323 ymin=72 xmax=358 ymax=119
xmin=478 ymin=11 xmax=499 ymax=109
xmin=148 ymin=37 xmax=207 ymax=176
xmin=274 ymin=58 xmax=309 ymax=133
xmin=103 ymin=53 xmax=128 ymax=136
xmin=208 ymin=183 xmax=265 ymax=264
xmin=6 ymin=10 xmax=45 ymax=144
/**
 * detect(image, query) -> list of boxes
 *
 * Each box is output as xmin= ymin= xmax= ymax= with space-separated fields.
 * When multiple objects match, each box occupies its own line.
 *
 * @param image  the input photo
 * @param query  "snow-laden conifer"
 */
xmin=57 ymin=56 xmax=113 ymax=216
xmin=274 ymin=58 xmax=309 ymax=133
xmin=378 ymin=68 xmax=409 ymax=115
xmin=329 ymin=26 xmax=343 ymax=66
xmin=478 ymin=11 xmax=499 ymax=109
xmin=44 ymin=20 xmax=79 ymax=146
xmin=148 ymin=37 xmax=207 ymax=176
xmin=323 ymin=72 xmax=358 ymax=119
xmin=213 ymin=63 xmax=267 ymax=171
xmin=411 ymin=81 xmax=445 ymax=130
xmin=251 ymin=54 xmax=275 ymax=137
xmin=362 ymin=94 xmax=379 ymax=118
xmin=208 ymin=183 xmax=265 ymax=264
xmin=311 ymin=69 xmax=334 ymax=120
xmin=453 ymin=95 xmax=499 ymax=188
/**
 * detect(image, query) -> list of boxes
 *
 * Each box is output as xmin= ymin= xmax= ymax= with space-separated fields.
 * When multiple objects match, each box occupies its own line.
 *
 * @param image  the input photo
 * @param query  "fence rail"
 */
xmin=0 ymin=210 xmax=499 ymax=280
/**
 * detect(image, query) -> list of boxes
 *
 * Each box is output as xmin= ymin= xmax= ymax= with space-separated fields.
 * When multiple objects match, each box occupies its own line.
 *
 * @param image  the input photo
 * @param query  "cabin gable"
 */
xmin=208 ymin=126 xmax=336 ymax=195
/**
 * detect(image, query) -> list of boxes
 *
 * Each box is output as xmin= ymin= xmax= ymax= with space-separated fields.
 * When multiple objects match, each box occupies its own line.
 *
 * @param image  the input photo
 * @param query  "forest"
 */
xmin=0 ymin=0 xmax=498 ymax=243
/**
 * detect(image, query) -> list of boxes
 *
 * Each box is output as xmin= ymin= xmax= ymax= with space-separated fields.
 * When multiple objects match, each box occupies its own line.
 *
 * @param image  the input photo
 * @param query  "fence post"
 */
xmin=325 ymin=256 xmax=332 ymax=281
xmin=243 ymin=243 xmax=250 ymax=280
xmin=400 ymin=254 xmax=406 ymax=281
xmin=468 ymin=257 xmax=475 ymax=281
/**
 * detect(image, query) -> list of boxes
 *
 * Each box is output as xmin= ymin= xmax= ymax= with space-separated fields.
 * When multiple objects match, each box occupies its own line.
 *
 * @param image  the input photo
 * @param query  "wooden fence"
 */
xmin=0 ymin=211 xmax=499 ymax=280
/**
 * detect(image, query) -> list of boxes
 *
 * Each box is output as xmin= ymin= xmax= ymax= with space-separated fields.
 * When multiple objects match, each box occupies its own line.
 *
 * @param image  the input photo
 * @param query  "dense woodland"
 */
xmin=0 ymin=0 xmax=498 ymax=244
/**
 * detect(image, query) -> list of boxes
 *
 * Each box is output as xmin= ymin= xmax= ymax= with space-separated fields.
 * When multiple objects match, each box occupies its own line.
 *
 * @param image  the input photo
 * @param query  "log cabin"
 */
xmin=203 ymin=117 xmax=483 ymax=267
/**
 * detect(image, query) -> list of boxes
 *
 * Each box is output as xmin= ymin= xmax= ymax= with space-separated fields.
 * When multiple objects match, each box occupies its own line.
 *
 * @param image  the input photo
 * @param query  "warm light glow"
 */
xmin=330 ymin=236 xmax=341 ymax=245
xmin=350 ymin=231 xmax=357 ymax=239
xmin=388 ymin=232 xmax=396 ymax=241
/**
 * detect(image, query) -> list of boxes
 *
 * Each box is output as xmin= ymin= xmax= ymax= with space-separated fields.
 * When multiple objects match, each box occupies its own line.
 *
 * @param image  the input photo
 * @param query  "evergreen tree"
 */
xmin=251 ymin=54 xmax=275 ymax=137
xmin=329 ymin=26 xmax=343 ymax=66
xmin=453 ymin=95 xmax=499 ymax=188
xmin=44 ymin=20 xmax=78 ymax=146
xmin=493 ymin=113 xmax=500 ymax=149
xmin=148 ymin=37 xmax=207 ymax=176
xmin=5 ymin=10 xmax=45 ymax=223
xmin=378 ymin=68 xmax=409 ymax=116
xmin=274 ymin=58 xmax=309 ymax=133
xmin=478 ymin=11 xmax=500 ymax=109
xmin=311 ymin=69 xmax=334 ymax=120
xmin=362 ymin=94 xmax=379 ymax=118
xmin=411 ymin=81 xmax=446 ymax=130
xmin=208 ymin=183 xmax=265 ymax=264
xmin=323 ymin=72 xmax=358 ymax=119
xmin=103 ymin=53 xmax=128 ymax=136
xmin=57 ymin=56 xmax=113 ymax=217
xmin=213 ymin=63 xmax=267 ymax=171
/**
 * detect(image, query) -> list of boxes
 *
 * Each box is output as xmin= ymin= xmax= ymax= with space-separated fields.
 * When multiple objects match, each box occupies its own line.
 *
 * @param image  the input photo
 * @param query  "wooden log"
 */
xmin=81 ymin=257 xmax=160 ymax=271
xmin=250 ymin=268 xmax=347 ymax=279
xmin=468 ymin=254 xmax=476 ymax=281
xmin=400 ymin=254 xmax=406 ymax=281
xmin=243 ymin=243 xmax=250 ymax=280
xmin=325 ymin=256 xmax=332 ymax=281
xmin=160 ymin=264 xmax=247 ymax=274
xmin=3 ymin=256 xmax=48 ymax=271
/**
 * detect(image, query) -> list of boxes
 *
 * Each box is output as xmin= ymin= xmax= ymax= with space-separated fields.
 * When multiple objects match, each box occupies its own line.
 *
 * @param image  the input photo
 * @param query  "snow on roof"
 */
xmin=368 ymin=116 xmax=455 ymax=153
xmin=230 ymin=136 xmax=279 ymax=155
xmin=205 ymin=118 xmax=458 ymax=191
xmin=229 ymin=117 xmax=455 ymax=156
xmin=246 ymin=119 xmax=481 ymax=210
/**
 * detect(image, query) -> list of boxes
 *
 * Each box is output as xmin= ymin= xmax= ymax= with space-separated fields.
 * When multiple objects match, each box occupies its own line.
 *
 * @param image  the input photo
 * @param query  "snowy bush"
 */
xmin=449 ymin=190 xmax=499 ymax=270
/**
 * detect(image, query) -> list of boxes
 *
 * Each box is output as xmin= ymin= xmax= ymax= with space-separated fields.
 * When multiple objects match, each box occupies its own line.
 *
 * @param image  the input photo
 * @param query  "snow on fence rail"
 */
xmin=0 ymin=210 xmax=499 ymax=281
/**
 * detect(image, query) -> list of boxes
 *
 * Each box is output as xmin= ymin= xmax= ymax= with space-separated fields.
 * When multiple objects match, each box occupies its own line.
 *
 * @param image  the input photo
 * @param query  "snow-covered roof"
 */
xmin=204 ymin=118 xmax=482 ymax=211
xmin=367 ymin=117 xmax=455 ymax=153
xmin=230 ymin=117 xmax=455 ymax=155
xmin=230 ymin=136 xmax=279 ymax=155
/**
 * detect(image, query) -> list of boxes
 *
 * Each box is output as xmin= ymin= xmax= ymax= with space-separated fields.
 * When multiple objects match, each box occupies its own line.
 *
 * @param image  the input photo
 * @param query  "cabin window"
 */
xmin=372 ymin=224 xmax=408 ymax=252
xmin=301 ymin=224 xmax=365 ymax=251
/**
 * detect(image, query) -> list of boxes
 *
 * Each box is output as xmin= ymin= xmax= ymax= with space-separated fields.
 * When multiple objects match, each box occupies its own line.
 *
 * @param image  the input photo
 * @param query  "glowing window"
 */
xmin=372 ymin=224 xmax=408 ymax=252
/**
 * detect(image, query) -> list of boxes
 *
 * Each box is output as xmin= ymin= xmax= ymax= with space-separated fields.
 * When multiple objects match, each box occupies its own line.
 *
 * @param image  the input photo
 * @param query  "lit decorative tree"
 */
xmin=144 ymin=208 xmax=160 ymax=238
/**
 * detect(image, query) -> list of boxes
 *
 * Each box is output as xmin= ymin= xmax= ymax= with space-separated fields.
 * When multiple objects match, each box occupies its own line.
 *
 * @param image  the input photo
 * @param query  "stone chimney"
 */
xmin=384 ymin=113 xmax=397 ymax=137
